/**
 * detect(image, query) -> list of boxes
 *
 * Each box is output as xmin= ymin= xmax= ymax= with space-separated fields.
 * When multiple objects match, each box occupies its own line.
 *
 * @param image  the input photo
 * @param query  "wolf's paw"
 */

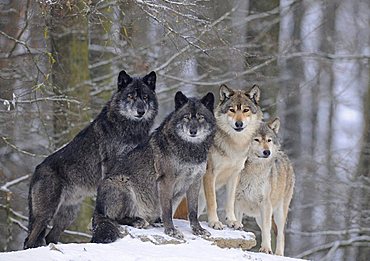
xmin=259 ymin=246 xmax=273 ymax=254
xmin=132 ymin=219 xmax=149 ymax=229
xmin=192 ymin=226 xmax=211 ymax=237
xmin=208 ymin=220 xmax=224 ymax=230
xmin=226 ymin=220 xmax=243 ymax=230
xmin=164 ymin=227 xmax=184 ymax=240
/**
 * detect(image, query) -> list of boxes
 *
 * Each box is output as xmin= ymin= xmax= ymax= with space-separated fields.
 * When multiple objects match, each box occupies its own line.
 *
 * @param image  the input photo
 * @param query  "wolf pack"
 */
xmin=23 ymin=70 xmax=295 ymax=256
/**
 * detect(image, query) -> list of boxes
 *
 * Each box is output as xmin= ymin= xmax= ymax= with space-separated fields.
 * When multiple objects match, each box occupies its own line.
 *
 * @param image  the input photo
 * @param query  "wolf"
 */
xmin=200 ymin=84 xmax=263 ymax=230
xmin=234 ymin=118 xmax=295 ymax=256
xmin=91 ymin=91 xmax=216 ymax=243
xmin=24 ymin=70 xmax=158 ymax=249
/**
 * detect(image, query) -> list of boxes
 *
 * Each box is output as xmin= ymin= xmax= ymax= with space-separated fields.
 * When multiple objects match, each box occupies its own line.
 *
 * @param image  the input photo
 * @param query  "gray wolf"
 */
xmin=24 ymin=70 xmax=158 ymax=249
xmin=91 ymin=91 xmax=216 ymax=243
xmin=235 ymin=118 xmax=295 ymax=256
xmin=200 ymin=84 xmax=263 ymax=230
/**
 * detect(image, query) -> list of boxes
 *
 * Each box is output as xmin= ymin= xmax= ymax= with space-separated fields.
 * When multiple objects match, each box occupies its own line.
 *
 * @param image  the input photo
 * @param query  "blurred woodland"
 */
xmin=0 ymin=0 xmax=369 ymax=260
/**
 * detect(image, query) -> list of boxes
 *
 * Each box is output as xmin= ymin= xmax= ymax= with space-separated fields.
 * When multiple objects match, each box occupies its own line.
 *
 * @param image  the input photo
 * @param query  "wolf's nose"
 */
xmin=235 ymin=121 xmax=243 ymax=128
xmin=137 ymin=110 xmax=145 ymax=117
xmin=190 ymin=129 xmax=197 ymax=136
xmin=263 ymin=150 xmax=271 ymax=157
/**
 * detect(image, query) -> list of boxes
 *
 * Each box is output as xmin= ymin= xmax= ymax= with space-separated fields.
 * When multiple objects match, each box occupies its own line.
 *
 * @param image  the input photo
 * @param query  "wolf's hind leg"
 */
xmin=24 ymin=218 xmax=47 ymax=249
xmin=45 ymin=203 xmax=80 ymax=244
xmin=24 ymin=171 xmax=62 ymax=249
xmin=274 ymin=202 xmax=287 ymax=256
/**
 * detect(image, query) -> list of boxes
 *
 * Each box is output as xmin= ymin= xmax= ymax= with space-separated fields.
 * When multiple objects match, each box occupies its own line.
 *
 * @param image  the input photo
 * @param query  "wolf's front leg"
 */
xmin=187 ymin=180 xmax=211 ymax=237
xmin=224 ymin=173 xmax=243 ymax=229
xmin=256 ymin=201 xmax=273 ymax=254
xmin=203 ymin=164 xmax=224 ymax=230
xmin=158 ymin=178 xmax=184 ymax=239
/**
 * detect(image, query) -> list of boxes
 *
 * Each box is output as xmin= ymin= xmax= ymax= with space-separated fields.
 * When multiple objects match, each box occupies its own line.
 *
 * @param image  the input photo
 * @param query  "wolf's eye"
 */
xmin=267 ymin=139 xmax=272 ymax=142
xmin=127 ymin=94 xmax=133 ymax=99
xmin=254 ymin=138 xmax=260 ymax=142
xmin=197 ymin=114 xmax=204 ymax=121
xmin=184 ymin=115 xmax=190 ymax=121
xmin=143 ymin=95 xmax=148 ymax=100
xmin=243 ymin=108 xmax=250 ymax=113
xmin=229 ymin=108 xmax=235 ymax=113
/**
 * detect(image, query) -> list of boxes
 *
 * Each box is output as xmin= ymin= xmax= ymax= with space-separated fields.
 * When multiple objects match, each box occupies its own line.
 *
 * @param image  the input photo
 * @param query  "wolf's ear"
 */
xmin=268 ymin=117 xmax=280 ymax=134
xmin=143 ymin=71 xmax=156 ymax=91
xmin=175 ymin=91 xmax=189 ymax=110
xmin=201 ymin=92 xmax=215 ymax=113
xmin=117 ymin=70 xmax=133 ymax=90
xmin=247 ymin=84 xmax=260 ymax=105
xmin=219 ymin=84 xmax=234 ymax=102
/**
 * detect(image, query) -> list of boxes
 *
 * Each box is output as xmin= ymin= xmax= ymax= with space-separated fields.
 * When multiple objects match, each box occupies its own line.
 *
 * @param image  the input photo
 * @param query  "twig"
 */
xmin=279 ymin=51 xmax=370 ymax=60
xmin=0 ymin=30 xmax=46 ymax=77
xmin=8 ymin=0 xmax=31 ymax=57
xmin=0 ymin=175 xmax=30 ymax=193
xmin=154 ymin=5 xmax=238 ymax=72
xmin=0 ymin=96 xmax=81 ymax=106
xmin=286 ymin=227 xmax=370 ymax=236
xmin=295 ymin=236 xmax=370 ymax=259
xmin=159 ymin=57 xmax=276 ymax=86
xmin=1 ymin=137 xmax=48 ymax=158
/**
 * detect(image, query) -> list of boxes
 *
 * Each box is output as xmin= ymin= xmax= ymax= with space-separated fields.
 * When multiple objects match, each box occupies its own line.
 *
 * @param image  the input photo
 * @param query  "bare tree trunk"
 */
xmin=48 ymin=0 xmax=91 ymax=241
xmin=277 ymin=0 xmax=304 ymax=256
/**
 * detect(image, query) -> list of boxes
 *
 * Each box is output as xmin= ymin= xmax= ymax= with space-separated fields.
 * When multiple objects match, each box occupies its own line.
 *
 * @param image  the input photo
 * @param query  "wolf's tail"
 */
xmin=91 ymin=215 xmax=120 ymax=244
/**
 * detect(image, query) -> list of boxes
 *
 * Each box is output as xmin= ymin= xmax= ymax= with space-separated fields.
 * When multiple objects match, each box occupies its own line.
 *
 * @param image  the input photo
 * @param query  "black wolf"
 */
xmin=91 ymin=91 xmax=216 ymax=243
xmin=24 ymin=71 xmax=158 ymax=249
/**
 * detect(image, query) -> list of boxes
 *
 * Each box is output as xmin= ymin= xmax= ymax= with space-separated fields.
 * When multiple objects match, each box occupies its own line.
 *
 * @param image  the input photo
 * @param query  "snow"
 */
xmin=0 ymin=220 xmax=303 ymax=261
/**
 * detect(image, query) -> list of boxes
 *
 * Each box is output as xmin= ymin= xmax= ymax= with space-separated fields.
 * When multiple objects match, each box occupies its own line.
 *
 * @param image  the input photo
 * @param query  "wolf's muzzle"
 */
xmin=136 ymin=109 xmax=145 ymax=118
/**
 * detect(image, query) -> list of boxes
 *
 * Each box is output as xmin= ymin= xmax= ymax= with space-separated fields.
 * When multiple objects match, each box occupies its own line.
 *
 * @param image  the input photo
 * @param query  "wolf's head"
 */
xmin=171 ymin=91 xmax=216 ymax=144
xmin=249 ymin=118 xmax=280 ymax=160
xmin=216 ymin=84 xmax=262 ymax=133
xmin=111 ymin=70 xmax=158 ymax=121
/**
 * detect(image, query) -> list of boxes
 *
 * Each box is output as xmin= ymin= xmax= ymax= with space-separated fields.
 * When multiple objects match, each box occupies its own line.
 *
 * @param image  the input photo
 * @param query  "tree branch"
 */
xmin=295 ymin=236 xmax=370 ymax=259
xmin=1 ymin=137 xmax=48 ymax=158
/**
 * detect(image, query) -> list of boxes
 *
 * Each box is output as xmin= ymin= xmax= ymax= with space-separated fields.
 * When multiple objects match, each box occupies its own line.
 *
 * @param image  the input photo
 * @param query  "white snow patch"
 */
xmin=0 ymin=220 xmax=303 ymax=261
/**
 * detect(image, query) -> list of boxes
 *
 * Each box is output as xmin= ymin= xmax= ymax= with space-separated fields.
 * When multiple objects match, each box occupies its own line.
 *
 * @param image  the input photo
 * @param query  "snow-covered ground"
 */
xmin=0 ymin=220 xmax=304 ymax=261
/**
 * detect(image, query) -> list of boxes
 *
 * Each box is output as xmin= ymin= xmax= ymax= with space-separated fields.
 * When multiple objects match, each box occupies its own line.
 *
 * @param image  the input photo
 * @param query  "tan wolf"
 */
xmin=235 ymin=118 xmax=295 ymax=256
xmin=200 ymin=84 xmax=263 ymax=230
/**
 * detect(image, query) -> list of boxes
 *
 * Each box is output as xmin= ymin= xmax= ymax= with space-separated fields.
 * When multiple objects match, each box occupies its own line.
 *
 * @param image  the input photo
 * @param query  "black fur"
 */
xmin=91 ymin=92 xmax=216 ymax=243
xmin=24 ymin=71 xmax=158 ymax=249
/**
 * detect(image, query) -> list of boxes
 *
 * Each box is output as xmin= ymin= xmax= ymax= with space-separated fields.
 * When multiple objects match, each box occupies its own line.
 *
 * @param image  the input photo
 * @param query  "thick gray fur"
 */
xmin=91 ymin=91 xmax=216 ymax=243
xmin=24 ymin=70 xmax=158 ymax=249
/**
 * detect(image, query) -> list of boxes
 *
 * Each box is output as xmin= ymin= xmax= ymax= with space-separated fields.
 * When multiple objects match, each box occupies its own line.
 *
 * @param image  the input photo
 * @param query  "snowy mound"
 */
xmin=1 ymin=220 xmax=303 ymax=261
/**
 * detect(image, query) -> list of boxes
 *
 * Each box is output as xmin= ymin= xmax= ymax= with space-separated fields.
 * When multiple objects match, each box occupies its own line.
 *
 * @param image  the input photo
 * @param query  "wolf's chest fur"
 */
xmin=169 ymin=157 xmax=206 ymax=207
xmin=210 ymin=125 xmax=256 ymax=187
xmin=236 ymin=159 xmax=274 ymax=215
